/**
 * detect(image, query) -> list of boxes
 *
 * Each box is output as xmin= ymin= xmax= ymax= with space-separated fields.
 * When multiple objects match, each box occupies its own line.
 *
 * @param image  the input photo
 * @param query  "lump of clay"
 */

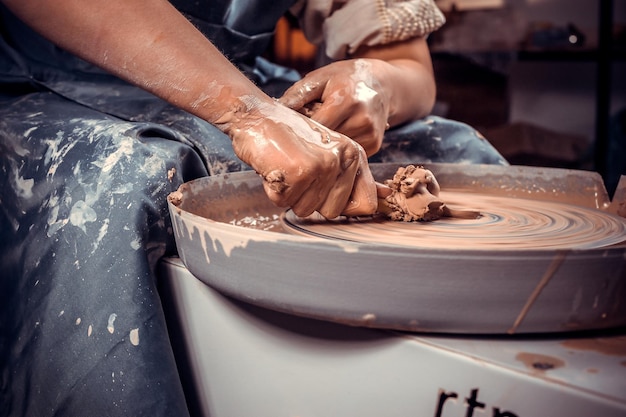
xmin=378 ymin=165 xmax=479 ymax=222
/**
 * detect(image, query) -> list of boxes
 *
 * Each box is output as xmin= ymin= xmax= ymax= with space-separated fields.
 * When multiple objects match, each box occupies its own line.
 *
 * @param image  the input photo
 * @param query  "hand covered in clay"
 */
xmin=278 ymin=59 xmax=390 ymax=157
xmin=220 ymin=97 xmax=378 ymax=219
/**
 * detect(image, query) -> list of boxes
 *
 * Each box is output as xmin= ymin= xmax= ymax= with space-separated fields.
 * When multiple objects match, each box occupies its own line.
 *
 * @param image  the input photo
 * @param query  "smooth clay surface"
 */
xmin=282 ymin=190 xmax=626 ymax=250
xmin=170 ymin=163 xmax=626 ymax=251
xmin=281 ymin=165 xmax=626 ymax=250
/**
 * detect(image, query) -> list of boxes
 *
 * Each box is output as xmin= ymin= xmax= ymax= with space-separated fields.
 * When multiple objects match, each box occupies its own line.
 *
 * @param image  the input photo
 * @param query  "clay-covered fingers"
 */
xmin=226 ymin=99 xmax=377 ymax=219
xmin=260 ymin=167 xmax=307 ymax=210
xmin=300 ymin=95 xmax=386 ymax=157
xmin=375 ymin=182 xmax=393 ymax=216
xmin=375 ymin=181 xmax=393 ymax=198
xmin=279 ymin=77 xmax=326 ymax=117
xmin=283 ymin=99 xmax=385 ymax=158
xmin=279 ymin=67 xmax=350 ymax=134
xmin=314 ymin=139 xmax=361 ymax=218
xmin=334 ymin=115 xmax=386 ymax=157
xmin=336 ymin=143 xmax=378 ymax=217
xmin=279 ymin=137 xmax=376 ymax=219
xmin=287 ymin=174 xmax=335 ymax=218
xmin=279 ymin=61 xmax=389 ymax=157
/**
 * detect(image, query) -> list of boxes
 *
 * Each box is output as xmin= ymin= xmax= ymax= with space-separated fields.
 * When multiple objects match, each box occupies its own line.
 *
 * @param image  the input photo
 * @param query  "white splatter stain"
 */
xmin=107 ymin=313 xmax=117 ymax=334
xmin=130 ymin=237 xmax=142 ymax=250
xmin=93 ymin=218 xmax=110 ymax=253
xmin=98 ymin=137 xmax=134 ymax=173
xmin=44 ymin=131 xmax=79 ymax=177
xmin=69 ymin=200 xmax=97 ymax=233
xmin=88 ymin=324 xmax=93 ymax=336
xmin=73 ymin=160 xmax=82 ymax=177
xmin=129 ymin=328 xmax=139 ymax=346
xmin=14 ymin=174 xmax=34 ymax=199
xmin=151 ymin=181 xmax=166 ymax=197
xmin=58 ymin=310 xmax=65 ymax=317
xmin=22 ymin=126 xmax=38 ymax=145
xmin=45 ymin=194 xmax=59 ymax=216
xmin=46 ymin=207 xmax=69 ymax=237
xmin=76 ymin=317 xmax=81 ymax=325
xmin=141 ymin=154 xmax=165 ymax=179
xmin=112 ymin=183 xmax=133 ymax=194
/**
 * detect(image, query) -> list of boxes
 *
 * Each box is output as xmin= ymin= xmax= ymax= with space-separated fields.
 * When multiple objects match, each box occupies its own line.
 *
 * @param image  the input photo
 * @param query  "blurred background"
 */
xmin=267 ymin=0 xmax=626 ymax=196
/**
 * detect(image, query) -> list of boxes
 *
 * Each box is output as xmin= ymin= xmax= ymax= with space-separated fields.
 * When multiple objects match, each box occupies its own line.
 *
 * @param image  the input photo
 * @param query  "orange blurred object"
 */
xmin=271 ymin=16 xmax=318 ymax=73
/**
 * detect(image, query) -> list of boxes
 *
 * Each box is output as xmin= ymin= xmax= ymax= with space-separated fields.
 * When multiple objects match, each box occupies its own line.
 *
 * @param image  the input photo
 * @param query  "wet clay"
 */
xmin=172 ymin=166 xmax=626 ymax=250
xmin=281 ymin=189 xmax=626 ymax=250
xmin=378 ymin=165 xmax=480 ymax=221
xmin=278 ymin=167 xmax=626 ymax=250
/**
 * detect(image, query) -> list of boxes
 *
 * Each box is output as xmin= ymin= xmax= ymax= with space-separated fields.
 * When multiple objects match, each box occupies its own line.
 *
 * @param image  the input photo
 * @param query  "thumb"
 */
xmin=340 ymin=170 xmax=378 ymax=217
xmin=278 ymin=80 xmax=324 ymax=111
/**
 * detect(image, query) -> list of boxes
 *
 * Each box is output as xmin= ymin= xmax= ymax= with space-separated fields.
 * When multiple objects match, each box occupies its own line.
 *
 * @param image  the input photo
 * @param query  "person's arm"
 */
xmin=1 ymin=0 xmax=378 ymax=219
xmin=352 ymin=36 xmax=436 ymax=126
xmin=2 ymin=0 xmax=261 ymax=124
xmin=279 ymin=36 xmax=436 ymax=156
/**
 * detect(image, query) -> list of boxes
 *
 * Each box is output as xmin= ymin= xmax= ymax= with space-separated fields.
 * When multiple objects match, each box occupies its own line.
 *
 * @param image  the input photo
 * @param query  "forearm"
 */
xmin=1 ymin=0 xmax=271 ymax=127
xmin=377 ymin=58 xmax=436 ymax=126
xmin=1 ymin=0 xmax=380 ymax=219
xmin=353 ymin=37 xmax=436 ymax=126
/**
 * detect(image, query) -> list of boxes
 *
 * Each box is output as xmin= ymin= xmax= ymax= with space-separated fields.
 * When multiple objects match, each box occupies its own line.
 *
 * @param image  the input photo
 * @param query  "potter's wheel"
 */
xmin=168 ymin=163 xmax=626 ymax=334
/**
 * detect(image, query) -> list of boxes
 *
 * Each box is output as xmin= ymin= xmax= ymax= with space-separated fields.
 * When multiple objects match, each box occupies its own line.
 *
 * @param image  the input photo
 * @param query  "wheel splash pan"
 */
xmin=167 ymin=163 xmax=626 ymax=334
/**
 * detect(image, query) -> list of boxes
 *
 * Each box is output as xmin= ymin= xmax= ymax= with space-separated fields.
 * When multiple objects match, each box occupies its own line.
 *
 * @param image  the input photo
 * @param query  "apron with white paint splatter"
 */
xmin=0 ymin=1 xmax=295 ymax=415
xmin=0 ymin=1 xmax=507 ymax=416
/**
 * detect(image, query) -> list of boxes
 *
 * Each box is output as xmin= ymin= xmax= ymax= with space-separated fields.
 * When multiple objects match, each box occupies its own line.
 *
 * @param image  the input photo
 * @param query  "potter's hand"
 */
xmin=221 ymin=98 xmax=377 ymax=219
xmin=279 ymin=59 xmax=390 ymax=157
xmin=280 ymin=38 xmax=438 ymax=157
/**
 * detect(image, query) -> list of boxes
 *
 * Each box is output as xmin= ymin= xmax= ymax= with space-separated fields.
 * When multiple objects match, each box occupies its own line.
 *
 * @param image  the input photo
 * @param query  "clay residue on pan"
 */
xmin=378 ymin=165 xmax=480 ymax=222
xmin=561 ymin=336 xmax=626 ymax=356
xmin=168 ymin=190 xmax=183 ymax=206
xmin=515 ymin=352 xmax=565 ymax=373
